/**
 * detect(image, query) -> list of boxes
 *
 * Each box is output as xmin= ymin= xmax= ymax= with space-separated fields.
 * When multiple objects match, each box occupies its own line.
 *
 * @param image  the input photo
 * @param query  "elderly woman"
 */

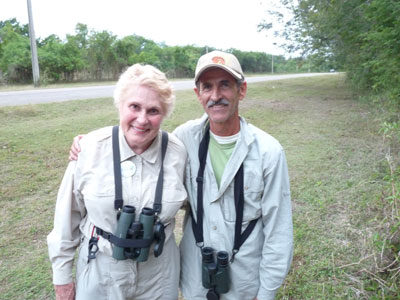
xmin=47 ymin=64 xmax=187 ymax=300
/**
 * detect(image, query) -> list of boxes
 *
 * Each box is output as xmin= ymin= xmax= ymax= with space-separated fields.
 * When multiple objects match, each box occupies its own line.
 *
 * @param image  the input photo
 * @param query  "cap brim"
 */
xmin=195 ymin=64 xmax=243 ymax=83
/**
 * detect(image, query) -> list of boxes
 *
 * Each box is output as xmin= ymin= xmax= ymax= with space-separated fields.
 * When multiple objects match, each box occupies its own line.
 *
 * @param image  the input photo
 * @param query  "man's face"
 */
xmin=118 ymin=84 xmax=165 ymax=154
xmin=195 ymin=68 xmax=247 ymax=129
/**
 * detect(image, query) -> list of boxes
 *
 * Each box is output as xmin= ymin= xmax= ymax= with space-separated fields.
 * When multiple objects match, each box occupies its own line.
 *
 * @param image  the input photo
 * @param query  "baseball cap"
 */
xmin=194 ymin=50 xmax=245 ymax=83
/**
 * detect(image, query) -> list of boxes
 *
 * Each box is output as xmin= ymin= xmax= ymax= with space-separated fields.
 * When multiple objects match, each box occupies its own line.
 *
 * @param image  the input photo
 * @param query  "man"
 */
xmin=69 ymin=51 xmax=293 ymax=299
xmin=173 ymin=51 xmax=293 ymax=300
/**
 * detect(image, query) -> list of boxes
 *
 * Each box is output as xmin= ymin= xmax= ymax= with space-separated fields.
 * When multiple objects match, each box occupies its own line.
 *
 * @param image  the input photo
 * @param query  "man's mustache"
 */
xmin=206 ymin=98 xmax=230 ymax=108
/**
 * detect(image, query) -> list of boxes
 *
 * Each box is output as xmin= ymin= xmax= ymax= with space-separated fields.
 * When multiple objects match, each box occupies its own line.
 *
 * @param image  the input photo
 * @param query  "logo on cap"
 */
xmin=212 ymin=56 xmax=225 ymax=65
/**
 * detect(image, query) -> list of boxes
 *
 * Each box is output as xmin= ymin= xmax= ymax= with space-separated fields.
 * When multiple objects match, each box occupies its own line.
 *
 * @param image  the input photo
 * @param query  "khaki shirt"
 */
xmin=173 ymin=115 xmax=293 ymax=300
xmin=47 ymin=126 xmax=187 ymax=289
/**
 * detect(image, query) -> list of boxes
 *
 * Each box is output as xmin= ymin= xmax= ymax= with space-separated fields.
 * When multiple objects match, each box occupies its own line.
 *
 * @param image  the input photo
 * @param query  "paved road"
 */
xmin=0 ymin=73 xmax=336 ymax=107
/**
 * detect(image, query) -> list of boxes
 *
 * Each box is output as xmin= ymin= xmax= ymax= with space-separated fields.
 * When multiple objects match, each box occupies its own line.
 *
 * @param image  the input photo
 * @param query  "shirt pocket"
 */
xmin=80 ymin=179 xmax=117 ymax=226
xmin=158 ymin=186 xmax=187 ymax=224
xmin=221 ymin=170 xmax=263 ymax=222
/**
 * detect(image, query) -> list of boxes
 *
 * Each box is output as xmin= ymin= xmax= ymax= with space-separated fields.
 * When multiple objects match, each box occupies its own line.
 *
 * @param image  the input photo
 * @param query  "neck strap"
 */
xmin=112 ymin=125 xmax=168 ymax=214
xmin=191 ymin=123 xmax=258 ymax=262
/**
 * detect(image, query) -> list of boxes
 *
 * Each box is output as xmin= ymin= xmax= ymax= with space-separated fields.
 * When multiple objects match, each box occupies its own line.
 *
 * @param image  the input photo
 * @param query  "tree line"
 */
xmin=261 ymin=0 xmax=400 ymax=105
xmin=0 ymin=18 xmax=325 ymax=84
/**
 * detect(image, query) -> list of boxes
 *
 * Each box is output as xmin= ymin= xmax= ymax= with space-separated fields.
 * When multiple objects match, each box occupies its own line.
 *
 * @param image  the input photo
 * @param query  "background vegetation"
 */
xmin=0 ymin=18 xmax=327 ymax=85
xmin=0 ymin=75 xmax=399 ymax=299
xmin=260 ymin=0 xmax=400 ymax=106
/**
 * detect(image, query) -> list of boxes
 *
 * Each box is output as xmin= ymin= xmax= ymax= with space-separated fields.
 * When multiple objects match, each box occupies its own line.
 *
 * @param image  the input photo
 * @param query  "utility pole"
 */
xmin=271 ymin=54 xmax=274 ymax=74
xmin=271 ymin=42 xmax=277 ymax=75
xmin=27 ymin=0 xmax=40 ymax=87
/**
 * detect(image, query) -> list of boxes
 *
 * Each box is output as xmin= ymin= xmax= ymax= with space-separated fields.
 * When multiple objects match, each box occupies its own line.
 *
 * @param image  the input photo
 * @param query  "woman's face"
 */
xmin=118 ymin=84 xmax=165 ymax=154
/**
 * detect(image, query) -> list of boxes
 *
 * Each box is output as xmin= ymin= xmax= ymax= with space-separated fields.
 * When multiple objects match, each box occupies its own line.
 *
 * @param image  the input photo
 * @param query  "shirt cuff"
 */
xmin=52 ymin=263 xmax=74 ymax=285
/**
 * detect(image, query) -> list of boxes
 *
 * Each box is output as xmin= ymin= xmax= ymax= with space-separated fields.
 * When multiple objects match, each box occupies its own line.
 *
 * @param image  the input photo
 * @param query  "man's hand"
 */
xmin=55 ymin=282 xmax=75 ymax=300
xmin=69 ymin=135 xmax=84 ymax=161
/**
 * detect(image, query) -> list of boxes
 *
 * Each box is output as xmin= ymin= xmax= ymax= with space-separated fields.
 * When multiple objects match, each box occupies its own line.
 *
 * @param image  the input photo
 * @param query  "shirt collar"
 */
xmin=238 ymin=117 xmax=255 ymax=146
xmin=118 ymin=127 xmax=161 ymax=164
xmin=198 ymin=114 xmax=255 ymax=146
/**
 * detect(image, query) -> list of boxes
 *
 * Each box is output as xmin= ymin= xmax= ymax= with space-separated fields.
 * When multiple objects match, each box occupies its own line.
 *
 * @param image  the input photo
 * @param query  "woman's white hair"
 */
xmin=113 ymin=64 xmax=175 ymax=117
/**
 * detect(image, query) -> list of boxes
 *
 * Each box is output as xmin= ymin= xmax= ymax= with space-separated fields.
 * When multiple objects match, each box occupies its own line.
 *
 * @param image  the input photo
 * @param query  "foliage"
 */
xmin=0 ymin=19 xmax=32 ymax=82
xmin=0 ymin=18 xmax=328 ymax=84
xmin=261 ymin=0 xmax=400 ymax=105
xmin=112 ymin=35 xmax=143 ymax=75
xmin=0 ymin=18 xmax=29 ymax=57
xmin=86 ymin=29 xmax=118 ymax=80
xmin=0 ymin=34 xmax=32 ymax=82
xmin=39 ymin=35 xmax=85 ymax=82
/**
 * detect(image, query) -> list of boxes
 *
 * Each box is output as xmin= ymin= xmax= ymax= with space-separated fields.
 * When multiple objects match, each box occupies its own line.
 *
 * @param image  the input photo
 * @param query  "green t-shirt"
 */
xmin=209 ymin=134 xmax=237 ymax=187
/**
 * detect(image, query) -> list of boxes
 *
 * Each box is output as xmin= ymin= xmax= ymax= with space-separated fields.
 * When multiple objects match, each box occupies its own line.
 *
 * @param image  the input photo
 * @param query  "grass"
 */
xmin=0 ymin=74 xmax=399 ymax=299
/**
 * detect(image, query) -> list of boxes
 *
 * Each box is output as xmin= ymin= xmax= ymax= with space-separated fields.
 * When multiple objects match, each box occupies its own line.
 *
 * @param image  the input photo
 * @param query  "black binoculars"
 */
xmin=201 ymin=247 xmax=230 ymax=300
xmin=112 ymin=205 xmax=165 ymax=261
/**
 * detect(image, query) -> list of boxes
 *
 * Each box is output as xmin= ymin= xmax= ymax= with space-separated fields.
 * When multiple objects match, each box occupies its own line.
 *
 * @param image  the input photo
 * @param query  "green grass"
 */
xmin=0 ymin=74 xmax=398 ymax=299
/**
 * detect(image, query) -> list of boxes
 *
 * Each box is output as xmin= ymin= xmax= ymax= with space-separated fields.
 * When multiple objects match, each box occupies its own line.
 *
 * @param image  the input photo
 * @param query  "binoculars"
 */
xmin=112 ymin=205 xmax=165 ymax=261
xmin=201 ymin=247 xmax=230 ymax=299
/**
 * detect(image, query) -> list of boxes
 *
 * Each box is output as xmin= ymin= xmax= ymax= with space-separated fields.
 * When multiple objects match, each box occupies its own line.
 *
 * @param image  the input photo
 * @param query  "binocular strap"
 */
xmin=112 ymin=125 xmax=168 ymax=213
xmin=87 ymin=126 xmax=168 ymax=261
xmin=191 ymin=122 xmax=259 ymax=262
xmin=96 ymin=227 xmax=153 ymax=248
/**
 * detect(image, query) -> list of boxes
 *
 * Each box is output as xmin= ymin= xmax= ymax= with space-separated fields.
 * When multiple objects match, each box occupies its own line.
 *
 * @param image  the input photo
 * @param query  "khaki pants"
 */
xmin=76 ymin=236 xmax=179 ymax=300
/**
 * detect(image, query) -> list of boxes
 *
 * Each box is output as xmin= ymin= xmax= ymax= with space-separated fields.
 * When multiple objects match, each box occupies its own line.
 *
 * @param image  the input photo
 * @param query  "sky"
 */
xmin=0 ymin=0 xmax=287 ymax=55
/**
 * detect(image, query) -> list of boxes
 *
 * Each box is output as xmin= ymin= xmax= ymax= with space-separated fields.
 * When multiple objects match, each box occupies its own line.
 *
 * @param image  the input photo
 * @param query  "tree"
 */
xmin=38 ymin=35 xmax=64 ymax=81
xmin=87 ymin=30 xmax=117 ymax=79
xmin=73 ymin=23 xmax=89 ymax=49
xmin=63 ymin=34 xmax=86 ymax=80
xmin=39 ymin=34 xmax=85 ymax=82
xmin=112 ymin=35 xmax=143 ymax=74
xmin=0 ymin=33 xmax=32 ymax=82
xmin=260 ymin=0 xmax=400 ymax=103
xmin=0 ymin=19 xmax=31 ymax=81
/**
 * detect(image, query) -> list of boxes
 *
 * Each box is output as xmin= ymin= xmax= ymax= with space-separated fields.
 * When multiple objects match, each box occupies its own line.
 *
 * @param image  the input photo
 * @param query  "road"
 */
xmin=0 ymin=73 xmax=337 ymax=107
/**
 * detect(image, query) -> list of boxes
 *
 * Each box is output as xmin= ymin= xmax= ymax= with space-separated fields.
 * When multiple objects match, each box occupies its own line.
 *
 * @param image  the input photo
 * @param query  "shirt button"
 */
xmin=212 ymin=226 xmax=217 ymax=230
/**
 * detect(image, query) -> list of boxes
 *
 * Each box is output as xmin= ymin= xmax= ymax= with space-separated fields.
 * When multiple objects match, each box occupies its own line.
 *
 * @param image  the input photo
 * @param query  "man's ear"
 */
xmin=239 ymin=81 xmax=247 ymax=100
xmin=194 ymin=87 xmax=201 ymax=101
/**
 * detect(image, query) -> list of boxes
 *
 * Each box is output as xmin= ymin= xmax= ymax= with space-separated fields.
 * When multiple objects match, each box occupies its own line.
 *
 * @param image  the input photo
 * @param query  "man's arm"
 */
xmin=257 ymin=149 xmax=294 ymax=299
xmin=69 ymin=135 xmax=85 ymax=161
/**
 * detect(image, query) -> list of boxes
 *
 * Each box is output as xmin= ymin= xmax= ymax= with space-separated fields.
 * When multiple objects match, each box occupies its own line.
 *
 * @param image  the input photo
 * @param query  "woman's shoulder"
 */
xmin=79 ymin=126 xmax=113 ymax=152
xmin=165 ymin=131 xmax=187 ymax=157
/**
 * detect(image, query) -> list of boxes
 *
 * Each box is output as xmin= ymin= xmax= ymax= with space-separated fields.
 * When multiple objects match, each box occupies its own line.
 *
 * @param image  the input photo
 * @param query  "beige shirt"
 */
xmin=47 ymin=126 xmax=187 ymax=286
